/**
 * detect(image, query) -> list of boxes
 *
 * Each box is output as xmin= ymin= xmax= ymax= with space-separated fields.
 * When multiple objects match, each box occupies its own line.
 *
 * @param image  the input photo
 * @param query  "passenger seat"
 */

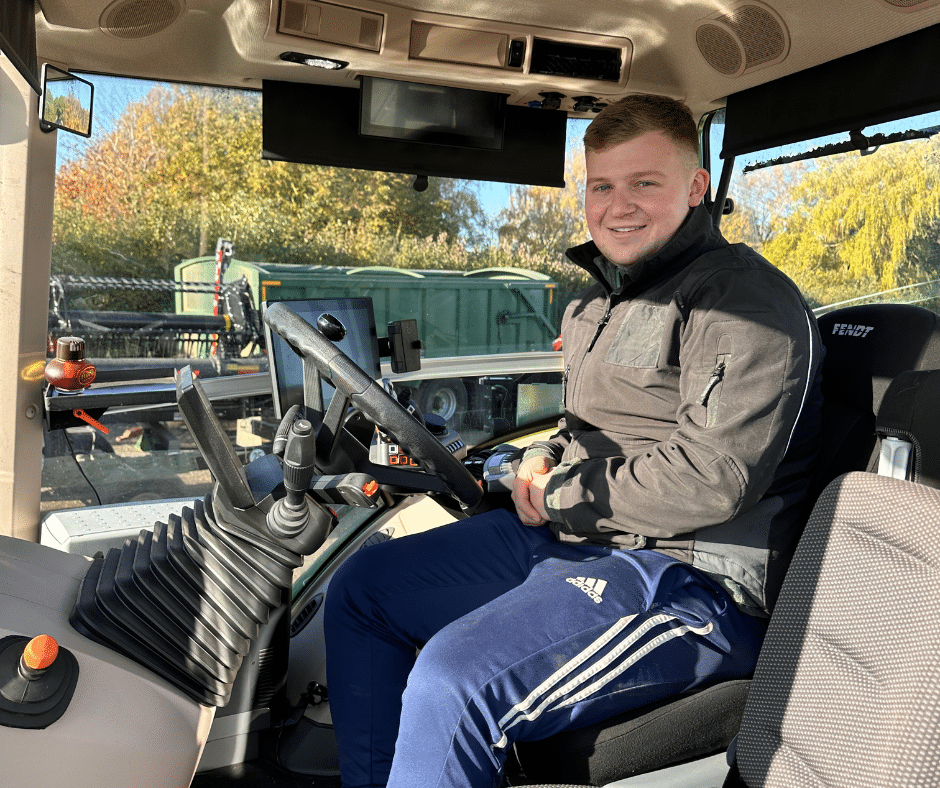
xmin=724 ymin=472 xmax=940 ymax=787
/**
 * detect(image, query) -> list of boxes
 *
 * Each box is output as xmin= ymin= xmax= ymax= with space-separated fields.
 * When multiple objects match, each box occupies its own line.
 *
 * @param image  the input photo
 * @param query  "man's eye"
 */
xmin=637 ymin=181 xmax=656 ymax=188
xmin=592 ymin=183 xmax=611 ymax=192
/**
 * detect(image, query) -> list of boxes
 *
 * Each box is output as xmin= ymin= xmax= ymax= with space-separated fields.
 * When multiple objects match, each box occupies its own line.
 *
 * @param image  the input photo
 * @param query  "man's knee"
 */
xmin=325 ymin=543 xmax=391 ymax=623
xmin=406 ymin=626 xmax=488 ymax=709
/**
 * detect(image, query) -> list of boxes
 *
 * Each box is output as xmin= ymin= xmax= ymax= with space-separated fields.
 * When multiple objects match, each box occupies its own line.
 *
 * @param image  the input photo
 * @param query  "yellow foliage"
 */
xmin=730 ymin=137 xmax=940 ymax=307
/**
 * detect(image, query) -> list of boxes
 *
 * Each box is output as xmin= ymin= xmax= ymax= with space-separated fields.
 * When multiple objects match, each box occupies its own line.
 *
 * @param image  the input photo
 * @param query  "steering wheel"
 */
xmin=263 ymin=301 xmax=483 ymax=509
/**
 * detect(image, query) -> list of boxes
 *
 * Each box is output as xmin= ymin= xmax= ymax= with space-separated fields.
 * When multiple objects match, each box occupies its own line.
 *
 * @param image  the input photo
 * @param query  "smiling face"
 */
xmin=584 ymin=132 xmax=709 ymax=268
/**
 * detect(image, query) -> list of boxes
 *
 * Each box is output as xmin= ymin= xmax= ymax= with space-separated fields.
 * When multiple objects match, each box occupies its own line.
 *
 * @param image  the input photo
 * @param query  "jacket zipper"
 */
xmin=587 ymin=300 xmax=613 ymax=352
xmin=571 ymin=283 xmax=614 ymax=412
xmin=697 ymin=359 xmax=726 ymax=406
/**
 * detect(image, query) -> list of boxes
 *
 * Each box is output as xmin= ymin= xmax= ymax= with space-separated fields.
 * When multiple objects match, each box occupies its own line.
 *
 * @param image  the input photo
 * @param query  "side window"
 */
xmin=701 ymin=108 xmax=727 ymax=203
xmin=705 ymin=107 xmax=940 ymax=316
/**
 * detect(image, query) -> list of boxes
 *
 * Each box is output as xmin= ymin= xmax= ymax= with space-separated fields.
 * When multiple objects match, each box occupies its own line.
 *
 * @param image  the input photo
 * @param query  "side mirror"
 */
xmin=39 ymin=64 xmax=93 ymax=138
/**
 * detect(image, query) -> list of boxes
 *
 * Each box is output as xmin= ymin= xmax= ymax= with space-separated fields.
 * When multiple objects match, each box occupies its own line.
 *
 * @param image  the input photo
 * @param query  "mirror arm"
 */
xmin=710 ymin=155 xmax=736 ymax=227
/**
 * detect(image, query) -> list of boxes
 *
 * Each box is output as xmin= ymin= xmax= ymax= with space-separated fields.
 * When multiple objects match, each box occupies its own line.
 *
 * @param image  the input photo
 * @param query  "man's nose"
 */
xmin=610 ymin=188 xmax=636 ymax=216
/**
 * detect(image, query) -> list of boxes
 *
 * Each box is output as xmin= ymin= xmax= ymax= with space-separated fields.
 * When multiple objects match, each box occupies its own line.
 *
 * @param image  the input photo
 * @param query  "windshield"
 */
xmin=48 ymin=77 xmax=940 ymax=512
xmin=43 ymin=75 xmax=586 ymax=511
xmin=707 ymin=108 xmax=940 ymax=314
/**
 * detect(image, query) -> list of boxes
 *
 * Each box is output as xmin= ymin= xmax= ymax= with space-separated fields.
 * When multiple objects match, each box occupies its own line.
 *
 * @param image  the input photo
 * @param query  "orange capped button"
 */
xmin=362 ymin=480 xmax=379 ymax=497
xmin=23 ymin=635 xmax=59 ymax=671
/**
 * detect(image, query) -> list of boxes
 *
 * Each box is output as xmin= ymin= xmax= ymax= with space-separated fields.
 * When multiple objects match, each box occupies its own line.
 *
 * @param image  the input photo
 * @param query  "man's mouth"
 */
xmin=611 ymin=225 xmax=645 ymax=234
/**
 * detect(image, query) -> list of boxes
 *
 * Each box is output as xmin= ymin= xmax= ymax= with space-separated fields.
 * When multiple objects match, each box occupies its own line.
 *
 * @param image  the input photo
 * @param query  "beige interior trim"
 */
xmin=0 ymin=58 xmax=56 ymax=541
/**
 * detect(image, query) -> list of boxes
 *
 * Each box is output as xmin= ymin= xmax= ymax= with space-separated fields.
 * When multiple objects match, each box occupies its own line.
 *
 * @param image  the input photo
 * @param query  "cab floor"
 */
xmin=191 ymin=761 xmax=341 ymax=788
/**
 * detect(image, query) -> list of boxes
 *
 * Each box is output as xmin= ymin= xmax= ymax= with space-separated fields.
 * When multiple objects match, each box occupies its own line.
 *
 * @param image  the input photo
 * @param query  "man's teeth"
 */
xmin=613 ymin=226 xmax=643 ymax=233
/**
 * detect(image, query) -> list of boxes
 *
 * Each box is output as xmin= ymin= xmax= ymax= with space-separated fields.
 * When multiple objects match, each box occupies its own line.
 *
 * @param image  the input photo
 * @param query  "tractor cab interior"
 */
xmin=4 ymin=2 xmax=940 ymax=788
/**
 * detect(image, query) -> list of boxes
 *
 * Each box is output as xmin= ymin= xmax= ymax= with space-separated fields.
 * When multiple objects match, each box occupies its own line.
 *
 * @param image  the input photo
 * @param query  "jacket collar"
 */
xmin=565 ymin=203 xmax=728 ymax=295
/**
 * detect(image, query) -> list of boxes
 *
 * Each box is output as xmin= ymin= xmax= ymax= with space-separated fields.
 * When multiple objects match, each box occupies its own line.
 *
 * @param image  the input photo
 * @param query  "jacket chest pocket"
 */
xmin=698 ymin=332 xmax=733 ymax=428
xmin=604 ymin=303 xmax=668 ymax=369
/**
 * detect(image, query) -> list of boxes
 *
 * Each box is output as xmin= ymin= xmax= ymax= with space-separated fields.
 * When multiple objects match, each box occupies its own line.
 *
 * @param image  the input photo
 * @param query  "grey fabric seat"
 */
xmin=725 ymin=472 xmax=940 ymax=787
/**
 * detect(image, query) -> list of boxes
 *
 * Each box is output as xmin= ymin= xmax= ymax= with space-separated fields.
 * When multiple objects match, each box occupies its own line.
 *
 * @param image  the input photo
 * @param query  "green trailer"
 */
xmin=174 ymin=258 xmax=562 ymax=427
xmin=174 ymin=258 xmax=561 ymax=359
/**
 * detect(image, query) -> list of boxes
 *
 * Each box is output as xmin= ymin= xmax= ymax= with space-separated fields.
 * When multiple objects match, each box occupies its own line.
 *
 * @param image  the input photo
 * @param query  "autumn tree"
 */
xmin=721 ymin=161 xmax=810 ymax=250
xmin=757 ymin=137 xmax=940 ymax=307
xmin=495 ymin=148 xmax=592 ymax=303
xmin=52 ymin=85 xmax=488 ymax=308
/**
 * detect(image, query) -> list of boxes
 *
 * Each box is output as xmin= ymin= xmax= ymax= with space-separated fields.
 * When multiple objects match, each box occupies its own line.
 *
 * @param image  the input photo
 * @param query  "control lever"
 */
xmin=272 ymin=404 xmax=301 ymax=457
xmin=395 ymin=384 xmax=422 ymax=421
xmin=267 ymin=418 xmax=318 ymax=538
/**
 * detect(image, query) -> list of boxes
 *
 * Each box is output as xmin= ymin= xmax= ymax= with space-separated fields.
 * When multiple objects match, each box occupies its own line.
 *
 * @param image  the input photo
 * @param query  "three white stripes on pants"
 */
xmin=492 ymin=613 xmax=714 ymax=749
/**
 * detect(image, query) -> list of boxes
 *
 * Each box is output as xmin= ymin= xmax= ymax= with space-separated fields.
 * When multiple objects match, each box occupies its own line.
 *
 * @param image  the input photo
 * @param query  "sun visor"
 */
xmin=722 ymin=24 xmax=940 ymax=158
xmin=262 ymin=80 xmax=566 ymax=187
xmin=1 ymin=0 xmax=40 ymax=94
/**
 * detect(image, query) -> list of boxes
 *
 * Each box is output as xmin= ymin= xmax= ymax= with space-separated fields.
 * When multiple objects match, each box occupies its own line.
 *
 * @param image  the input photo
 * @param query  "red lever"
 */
xmin=73 ymin=409 xmax=110 ymax=434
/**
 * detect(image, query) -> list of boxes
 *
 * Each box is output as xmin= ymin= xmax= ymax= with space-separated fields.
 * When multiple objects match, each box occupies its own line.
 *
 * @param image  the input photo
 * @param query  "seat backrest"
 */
xmin=729 ymin=472 xmax=940 ymax=788
xmin=809 ymin=303 xmax=940 ymax=503
xmin=876 ymin=368 xmax=940 ymax=488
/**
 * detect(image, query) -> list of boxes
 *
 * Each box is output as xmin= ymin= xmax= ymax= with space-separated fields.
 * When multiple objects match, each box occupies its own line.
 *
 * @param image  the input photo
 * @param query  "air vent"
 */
xmin=290 ymin=593 xmax=323 ymax=637
xmin=254 ymin=646 xmax=279 ymax=706
xmin=695 ymin=1 xmax=789 ymax=77
xmin=279 ymin=0 xmax=383 ymax=52
xmin=529 ymin=38 xmax=622 ymax=82
xmin=99 ymin=0 xmax=182 ymax=39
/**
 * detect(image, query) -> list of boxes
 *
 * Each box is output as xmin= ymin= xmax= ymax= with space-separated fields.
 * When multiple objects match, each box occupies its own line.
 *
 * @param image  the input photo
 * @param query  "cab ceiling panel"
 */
xmin=35 ymin=0 xmax=254 ymax=87
xmin=267 ymin=0 xmax=635 ymax=114
xmin=278 ymin=0 xmax=383 ymax=51
xmin=30 ymin=0 xmax=940 ymax=119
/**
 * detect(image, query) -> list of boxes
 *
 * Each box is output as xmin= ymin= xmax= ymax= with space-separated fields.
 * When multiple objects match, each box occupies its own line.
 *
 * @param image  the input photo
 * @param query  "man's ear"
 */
xmin=688 ymin=168 xmax=710 ymax=207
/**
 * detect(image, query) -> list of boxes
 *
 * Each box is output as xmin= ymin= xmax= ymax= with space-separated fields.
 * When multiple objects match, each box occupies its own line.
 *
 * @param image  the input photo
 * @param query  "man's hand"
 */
xmin=512 ymin=455 xmax=556 ymax=526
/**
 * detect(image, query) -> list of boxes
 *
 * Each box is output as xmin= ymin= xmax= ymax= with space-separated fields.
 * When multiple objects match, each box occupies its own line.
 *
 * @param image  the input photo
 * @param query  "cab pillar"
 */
xmin=0 ymin=56 xmax=57 ymax=541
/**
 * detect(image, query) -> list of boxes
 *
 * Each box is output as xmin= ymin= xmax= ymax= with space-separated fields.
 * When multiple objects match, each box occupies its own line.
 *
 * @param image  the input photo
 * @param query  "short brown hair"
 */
xmin=584 ymin=94 xmax=699 ymax=162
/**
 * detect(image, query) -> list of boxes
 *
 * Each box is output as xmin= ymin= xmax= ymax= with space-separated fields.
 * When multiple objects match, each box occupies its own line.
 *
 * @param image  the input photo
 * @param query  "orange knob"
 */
xmin=23 ymin=635 xmax=59 ymax=671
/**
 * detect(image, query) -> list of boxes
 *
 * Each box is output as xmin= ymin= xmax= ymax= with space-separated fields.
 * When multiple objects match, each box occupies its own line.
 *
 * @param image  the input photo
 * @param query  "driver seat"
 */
xmin=515 ymin=303 xmax=940 ymax=785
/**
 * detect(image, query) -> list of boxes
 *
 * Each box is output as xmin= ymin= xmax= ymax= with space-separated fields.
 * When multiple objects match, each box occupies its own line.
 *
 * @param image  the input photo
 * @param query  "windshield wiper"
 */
xmin=743 ymin=125 xmax=940 ymax=173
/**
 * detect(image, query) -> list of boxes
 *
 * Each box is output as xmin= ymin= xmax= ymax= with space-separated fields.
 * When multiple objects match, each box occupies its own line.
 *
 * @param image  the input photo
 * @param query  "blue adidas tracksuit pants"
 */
xmin=324 ymin=508 xmax=766 ymax=788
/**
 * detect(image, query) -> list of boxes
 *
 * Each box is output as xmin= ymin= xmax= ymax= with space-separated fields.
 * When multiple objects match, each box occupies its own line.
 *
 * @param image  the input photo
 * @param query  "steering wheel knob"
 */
xmin=317 ymin=313 xmax=347 ymax=341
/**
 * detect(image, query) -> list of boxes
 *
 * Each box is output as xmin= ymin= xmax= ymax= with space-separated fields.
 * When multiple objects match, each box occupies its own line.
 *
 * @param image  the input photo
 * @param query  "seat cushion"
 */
xmin=515 ymin=679 xmax=749 ymax=786
xmin=737 ymin=473 xmax=940 ymax=788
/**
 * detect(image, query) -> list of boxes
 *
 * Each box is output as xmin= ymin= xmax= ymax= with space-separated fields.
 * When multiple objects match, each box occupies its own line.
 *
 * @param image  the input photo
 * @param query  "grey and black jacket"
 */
xmin=526 ymin=204 xmax=824 ymax=616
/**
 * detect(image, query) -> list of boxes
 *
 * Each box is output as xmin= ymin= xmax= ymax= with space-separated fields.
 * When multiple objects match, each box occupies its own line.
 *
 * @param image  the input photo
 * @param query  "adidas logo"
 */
xmin=566 ymin=576 xmax=607 ymax=603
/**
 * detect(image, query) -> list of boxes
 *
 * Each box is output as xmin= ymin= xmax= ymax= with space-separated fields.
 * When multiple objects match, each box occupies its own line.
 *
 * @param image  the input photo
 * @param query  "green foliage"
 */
xmin=44 ymin=92 xmax=90 ymax=133
xmin=52 ymin=86 xmax=488 ymax=296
